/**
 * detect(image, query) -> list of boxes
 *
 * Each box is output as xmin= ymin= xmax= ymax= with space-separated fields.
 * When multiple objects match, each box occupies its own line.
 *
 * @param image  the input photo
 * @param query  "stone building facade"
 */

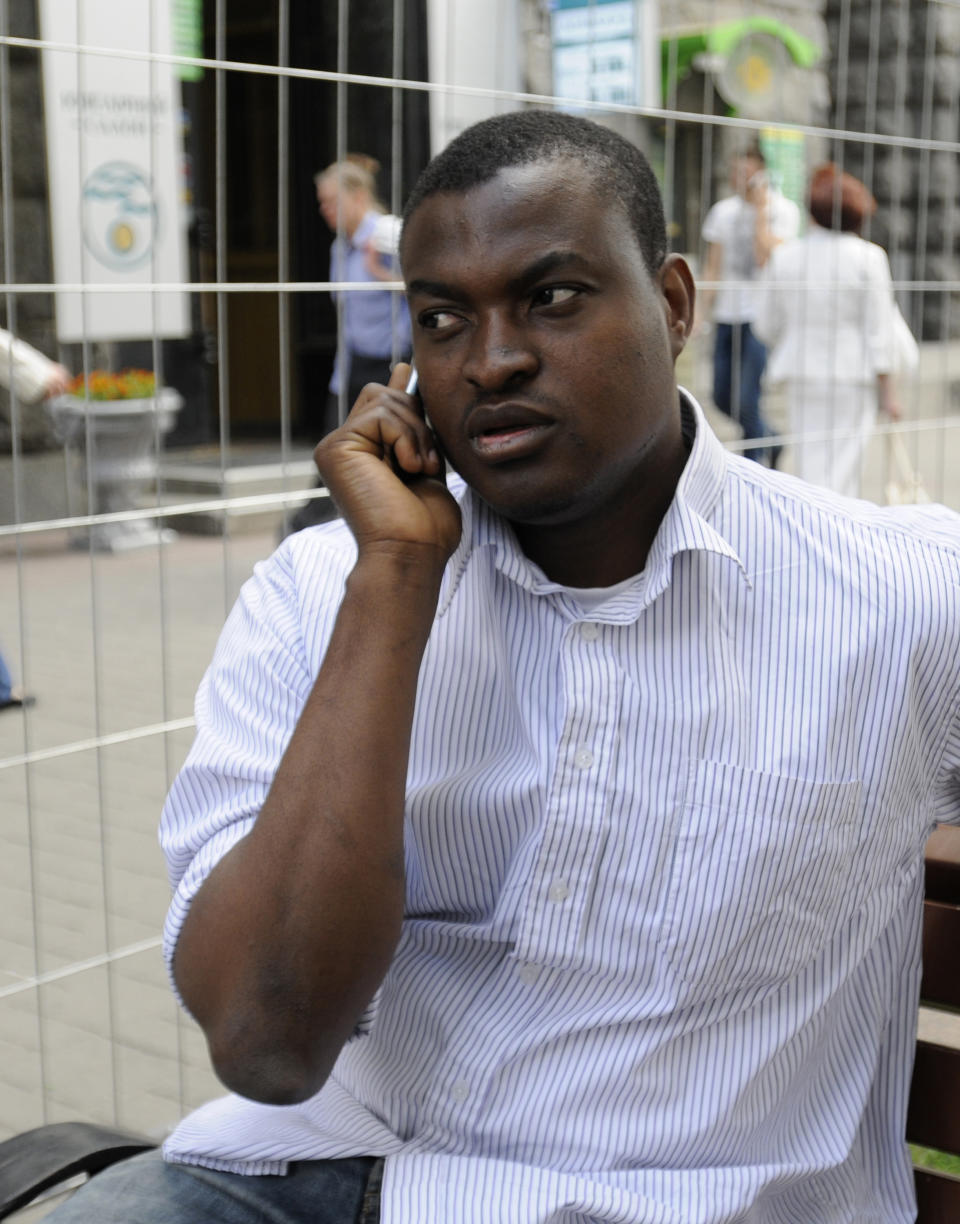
xmin=823 ymin=0 xmax=960 ymax=338
xmin=0 ymin=0 xmax=58 ymax=451
xmin=2 ymin=0 xmax=956 ymax=462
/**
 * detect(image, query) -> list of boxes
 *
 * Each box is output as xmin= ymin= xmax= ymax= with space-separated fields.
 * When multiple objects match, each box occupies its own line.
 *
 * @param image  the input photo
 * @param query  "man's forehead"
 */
xmin=429 ymin=156 xmax=589 ymax=214
xmin=402 ymin=157 xmax=627 ymax=259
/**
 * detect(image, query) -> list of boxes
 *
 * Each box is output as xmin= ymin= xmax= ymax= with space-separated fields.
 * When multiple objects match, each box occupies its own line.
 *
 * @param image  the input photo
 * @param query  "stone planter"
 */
xmin=48 ymin=387 xmax=183 ymax=551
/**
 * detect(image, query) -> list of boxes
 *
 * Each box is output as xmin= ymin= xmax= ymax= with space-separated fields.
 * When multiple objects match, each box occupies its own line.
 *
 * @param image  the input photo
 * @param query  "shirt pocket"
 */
xmin=660 ymin=760 xmax=862 ymax=998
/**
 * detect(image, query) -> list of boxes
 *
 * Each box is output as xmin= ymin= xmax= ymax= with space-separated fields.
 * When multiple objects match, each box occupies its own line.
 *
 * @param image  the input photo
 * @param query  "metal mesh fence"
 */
xmin=0 ymin=0 xmax=957 ymax=1152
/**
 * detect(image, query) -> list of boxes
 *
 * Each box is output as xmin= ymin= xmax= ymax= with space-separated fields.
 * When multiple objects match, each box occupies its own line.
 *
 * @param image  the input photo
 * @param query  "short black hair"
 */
xmin=739 ymin=144 xmax=767 ymax=168
xmin=401 ymin=110 xmax=667 ymax=273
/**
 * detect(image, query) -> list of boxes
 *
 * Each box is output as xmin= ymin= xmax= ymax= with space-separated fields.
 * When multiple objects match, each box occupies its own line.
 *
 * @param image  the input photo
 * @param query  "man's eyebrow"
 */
xmin=406 ymin=277 xmax=458 ymax=299
xmin=508 ymin=250 xmax=585 ymax=291
xmin=406 ymin=250 xmax=587 ymax=301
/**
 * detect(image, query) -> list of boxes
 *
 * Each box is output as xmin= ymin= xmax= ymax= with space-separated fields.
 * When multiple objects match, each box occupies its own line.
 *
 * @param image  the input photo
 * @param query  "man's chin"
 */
xmin=474 ymin=484 xmax=585 ymax=530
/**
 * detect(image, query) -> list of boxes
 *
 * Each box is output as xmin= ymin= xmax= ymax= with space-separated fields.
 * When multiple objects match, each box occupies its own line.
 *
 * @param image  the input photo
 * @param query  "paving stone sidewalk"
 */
xmin=0 ymin=528 xmax=277 ymax=1147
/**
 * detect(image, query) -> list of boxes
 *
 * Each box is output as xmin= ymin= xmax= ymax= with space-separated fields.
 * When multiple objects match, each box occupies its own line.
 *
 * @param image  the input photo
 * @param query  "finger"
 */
xmin=388 ymin=361 xmax=412 ymax=392
xmin=374 ymin=401 xmax=440 ymax=475
xmin=342 ymin=396 xmax=438 ymax=472
xmin=384 ymin=399 xmax=442 ymax=473
xmin=322 ymin=380 xmax=440 ymax=481
xmin=392 ymin=430 xmax=426 ymax=475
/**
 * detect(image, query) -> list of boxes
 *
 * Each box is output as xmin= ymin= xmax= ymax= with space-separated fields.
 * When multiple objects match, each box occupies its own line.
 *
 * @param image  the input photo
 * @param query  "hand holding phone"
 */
xmin=313 ymin=360 xmax=460 ymax=562
xmin=746 ymin=171 xmax=769 ymax=205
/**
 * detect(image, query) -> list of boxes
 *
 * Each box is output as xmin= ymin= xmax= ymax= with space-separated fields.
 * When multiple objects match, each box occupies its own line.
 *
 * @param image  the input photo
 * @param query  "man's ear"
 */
xmin=659 ymin=254 xmax=695 ymax=362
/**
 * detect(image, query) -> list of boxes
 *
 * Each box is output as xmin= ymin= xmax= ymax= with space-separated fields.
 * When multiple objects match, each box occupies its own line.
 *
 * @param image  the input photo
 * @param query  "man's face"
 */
xmin=401 ymin=159 xmax=691 ymax=531
xmin=317 ymin=180 xmax=363 ymax=236
xmin=731 ymin=155 xmax=763 ymax=198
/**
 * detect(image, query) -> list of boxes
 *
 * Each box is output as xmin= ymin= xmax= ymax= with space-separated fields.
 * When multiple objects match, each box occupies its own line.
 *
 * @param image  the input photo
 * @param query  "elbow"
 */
xmin=208 ymin=1034 xmax=336 ymax=1105
xmin=203 ymin=1003 xmax=348 ymax=1105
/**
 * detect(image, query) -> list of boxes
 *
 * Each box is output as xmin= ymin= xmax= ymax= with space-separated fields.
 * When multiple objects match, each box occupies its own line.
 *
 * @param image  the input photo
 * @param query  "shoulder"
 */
xmin=768 ymin=192 xmax=801 ymax=237
xmin=714 ymin=465 xmax=960 ymax=717
xmin=765 ymin=234 xmax=805 ymax=272
xmin=229 ymin=517 xmax=359 ymax=644
xmin=860 ymin=238 xmax=892 ymax=274
xmin=721 ymin=461 xmax=960 ymax=607
xmin=272 ymin=515 xmax=358 ymax=596
xmin=705 ymin=195 xmax=737 ymax=218
xmin=703 ymin=196 xmax=738 ymax=235
xmin=772 ymin=192 xmax=801 ymax=222
xmin=353 ymin=210 xmax=381 ymax=244
xmin=268 ymin=475 xmax=476 ymax=610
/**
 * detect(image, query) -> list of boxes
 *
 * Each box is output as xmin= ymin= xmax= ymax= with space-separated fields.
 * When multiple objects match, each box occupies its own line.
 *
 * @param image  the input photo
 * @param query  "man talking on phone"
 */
xmin=52 ymin=111 xmax=959 ymax=1224
xmin=699 ymin=146 xmax=799 ymax=467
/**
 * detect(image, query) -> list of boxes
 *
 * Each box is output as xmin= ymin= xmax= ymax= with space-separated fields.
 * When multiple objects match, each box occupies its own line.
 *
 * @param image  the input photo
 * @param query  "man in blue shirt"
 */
xmin=288 ymin=156 xmax=412 ymax=534
xmin=315 ymin=155 xmax=411 ymax=431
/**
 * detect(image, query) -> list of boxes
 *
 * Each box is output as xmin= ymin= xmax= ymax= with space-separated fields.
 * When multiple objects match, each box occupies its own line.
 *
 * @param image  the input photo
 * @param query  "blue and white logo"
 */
xmin=81 ymin=162 xmax=158 ymax=270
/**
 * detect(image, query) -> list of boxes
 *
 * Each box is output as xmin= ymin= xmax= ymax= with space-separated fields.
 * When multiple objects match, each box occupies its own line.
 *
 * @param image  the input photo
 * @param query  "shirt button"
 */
xmin=548 ymin=878 xmax=570 ymax=903
xmin=451 ymin=1080 xmax=470 ymax=1103
xmin=517 ymin=962 xmax=540 ymax=984
xmin=574 ymin=748 xmax=594 ymax=769
xmin=580 ymin=622 xmax=600 ymax=641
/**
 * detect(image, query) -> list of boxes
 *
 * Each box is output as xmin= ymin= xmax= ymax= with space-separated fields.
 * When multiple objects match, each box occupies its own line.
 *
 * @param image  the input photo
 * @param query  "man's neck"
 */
xmin=511 ymin=425 xmax=690 ymax=589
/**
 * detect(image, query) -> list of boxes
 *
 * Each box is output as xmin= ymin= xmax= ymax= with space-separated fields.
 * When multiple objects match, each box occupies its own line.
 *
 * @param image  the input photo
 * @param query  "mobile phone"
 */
xmin=405 ymin=364 xmax=432 ymax=428
xmin=403 ymin=364 xmax=445 ymax=478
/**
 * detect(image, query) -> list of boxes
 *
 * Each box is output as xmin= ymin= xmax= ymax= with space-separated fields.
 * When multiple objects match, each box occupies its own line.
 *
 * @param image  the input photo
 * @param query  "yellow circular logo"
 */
xmin=81 ymin=162 xmax=158 ymax=270
xmin=737 ymin=53 xmax=772 ymax=95
xmin=110 ymin=221 xmax=136 ymax=254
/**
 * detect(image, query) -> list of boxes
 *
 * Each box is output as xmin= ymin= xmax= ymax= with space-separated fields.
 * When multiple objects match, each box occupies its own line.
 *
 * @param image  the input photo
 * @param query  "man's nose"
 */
xmin=463 ymin=317 xmax=538 ymax=389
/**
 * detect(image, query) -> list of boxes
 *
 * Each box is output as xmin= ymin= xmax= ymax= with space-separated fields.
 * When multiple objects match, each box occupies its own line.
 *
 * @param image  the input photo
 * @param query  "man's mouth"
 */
xmin=466 ymin=404 xmax=555 ymax=464
xmin=470 ymin=423 xmax=552 ymax=461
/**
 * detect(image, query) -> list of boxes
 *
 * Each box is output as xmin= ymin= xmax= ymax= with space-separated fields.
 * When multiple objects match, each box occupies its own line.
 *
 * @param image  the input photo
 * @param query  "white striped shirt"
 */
xmin=160 ymin=391 xmax=960 ymax=1224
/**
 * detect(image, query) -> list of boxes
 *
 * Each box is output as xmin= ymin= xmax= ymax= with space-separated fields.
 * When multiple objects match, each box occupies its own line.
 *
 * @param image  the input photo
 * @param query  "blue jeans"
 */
xmin=712 ymin=322 xmax=777 ymax=465
xmin=44 ymin=1150 xmax=383 ymax=1223
xmin=0 ymin=649 xmax=10 ymax=703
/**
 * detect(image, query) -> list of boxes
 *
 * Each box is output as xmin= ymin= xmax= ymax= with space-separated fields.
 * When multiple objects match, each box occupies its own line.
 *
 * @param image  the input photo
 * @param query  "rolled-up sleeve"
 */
xmin=159 ymin=533 xmax=350 ymax=1005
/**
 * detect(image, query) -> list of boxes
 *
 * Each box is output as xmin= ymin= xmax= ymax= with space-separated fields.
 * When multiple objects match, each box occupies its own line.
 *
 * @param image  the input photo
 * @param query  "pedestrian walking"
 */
xmin=700 ymin=146 xmax=800 ymax=465
xmin=0 ymin=326 xmax=70 ymax=710
xmin=754 ymin=164 xmax=905 ymax=496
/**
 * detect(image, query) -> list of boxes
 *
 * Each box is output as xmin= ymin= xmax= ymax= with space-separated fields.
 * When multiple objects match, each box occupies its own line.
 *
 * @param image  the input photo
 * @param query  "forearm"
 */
xmin=174 ymin=548 xmax=445 ymax=1104
xmin=877 ymin=372 xmax=901 ymax=419
xmin=753 ymin=213 xmax=781 ymax=267
xmin=0 ymin=329 xmax=55 ymax=402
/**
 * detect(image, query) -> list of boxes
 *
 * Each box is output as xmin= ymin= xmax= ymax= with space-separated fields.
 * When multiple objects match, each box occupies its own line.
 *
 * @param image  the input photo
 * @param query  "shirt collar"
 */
xmin=437 ymin=388 xmax=749 ymax=619
xmin=642 ymin=387 xmax=750 ymax=603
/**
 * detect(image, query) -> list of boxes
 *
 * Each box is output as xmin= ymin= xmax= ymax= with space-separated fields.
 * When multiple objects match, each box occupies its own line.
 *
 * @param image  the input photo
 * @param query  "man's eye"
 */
xmin=420 ymin=310 xmax=460 ymax=331
xmin=532 ymin=286 xmax=578 ymax=308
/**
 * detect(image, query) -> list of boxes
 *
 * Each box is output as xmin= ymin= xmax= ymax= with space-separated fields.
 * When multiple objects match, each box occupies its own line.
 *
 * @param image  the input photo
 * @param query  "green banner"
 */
xmin=172 ymin=0 xmax=203 ymax=82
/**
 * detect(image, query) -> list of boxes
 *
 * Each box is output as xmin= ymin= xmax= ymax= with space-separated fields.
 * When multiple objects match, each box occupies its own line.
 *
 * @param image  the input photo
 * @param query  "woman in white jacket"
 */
xmin=0 ymin=326 xmax=70 ymax=405
xmin=753 ymin=165 xmax=901 ymax=497
xmin=0 ymin=327 xmax=69 ymax=709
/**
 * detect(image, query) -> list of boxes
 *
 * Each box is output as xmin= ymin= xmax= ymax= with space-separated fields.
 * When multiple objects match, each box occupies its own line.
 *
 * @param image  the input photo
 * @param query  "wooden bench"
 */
xmin=1 ymin=829 xmax=959 ymax=1220
xmin=909 ymin=824 xmax=960 ymax=1221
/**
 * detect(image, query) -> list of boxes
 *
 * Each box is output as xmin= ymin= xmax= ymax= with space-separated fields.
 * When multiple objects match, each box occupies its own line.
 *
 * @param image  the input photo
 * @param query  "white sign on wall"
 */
xmin=426 ymin=0 xmax=522 ymax=156
xmin=550 ymin=0 xmax=657 ymax=109
xmin=40 ymin=2 xmax=189 ymax=342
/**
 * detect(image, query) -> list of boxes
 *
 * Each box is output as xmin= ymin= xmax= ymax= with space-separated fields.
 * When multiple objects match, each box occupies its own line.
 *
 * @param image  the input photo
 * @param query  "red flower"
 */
xmin=68 ymin=369 xmax=158 ymax=401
